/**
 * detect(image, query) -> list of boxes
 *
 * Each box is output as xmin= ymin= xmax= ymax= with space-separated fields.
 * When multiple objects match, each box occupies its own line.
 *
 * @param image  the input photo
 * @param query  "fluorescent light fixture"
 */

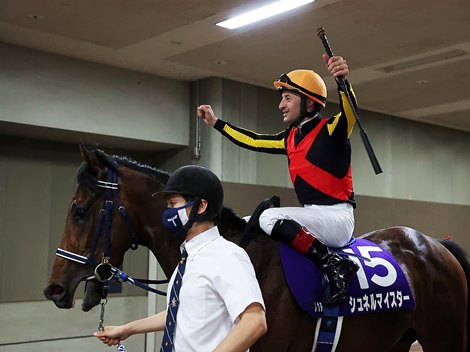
xmin=216 ymin=0 xmax=316 ymax=30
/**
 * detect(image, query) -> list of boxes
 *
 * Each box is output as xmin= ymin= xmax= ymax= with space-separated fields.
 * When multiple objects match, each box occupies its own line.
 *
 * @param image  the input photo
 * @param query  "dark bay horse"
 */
xmin=44 ymin=145 xmax=470 ymax=352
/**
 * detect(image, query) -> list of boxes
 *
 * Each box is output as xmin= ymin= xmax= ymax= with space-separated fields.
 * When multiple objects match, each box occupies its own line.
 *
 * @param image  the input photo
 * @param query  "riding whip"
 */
xmin=316 ymin=27 xmax=383 ymax=175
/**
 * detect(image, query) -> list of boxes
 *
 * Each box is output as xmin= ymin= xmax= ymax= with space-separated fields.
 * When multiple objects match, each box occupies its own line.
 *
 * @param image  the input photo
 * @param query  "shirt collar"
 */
xmin=299 ymin=115 xmax=316 ymax=127
xmin=181 ymin=226 xmax=220 ymax=258
xmin=297 ymin=113 xmax=321 ymax=133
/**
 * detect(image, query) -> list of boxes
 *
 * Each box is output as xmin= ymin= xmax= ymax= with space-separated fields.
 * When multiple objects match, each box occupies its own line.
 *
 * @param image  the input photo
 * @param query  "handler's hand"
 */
xmin=94 ymin=326 xmax=129 ymax=347
xmin=197 ymin=105 xmax=218 ymax=127
xmin=323 ymin=53 xmax=349 ymax=79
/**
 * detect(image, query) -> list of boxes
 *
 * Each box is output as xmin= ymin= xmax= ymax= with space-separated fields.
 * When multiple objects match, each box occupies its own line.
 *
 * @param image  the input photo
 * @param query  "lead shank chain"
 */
xmin=98 ymin=298 xmax=107 ymax=332
xmin=98 ymin=299 xmax=127 ymax=351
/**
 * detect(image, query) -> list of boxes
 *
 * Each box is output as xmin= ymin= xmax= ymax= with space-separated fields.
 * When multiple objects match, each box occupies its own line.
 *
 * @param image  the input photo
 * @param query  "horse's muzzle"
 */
xmin=43 ymin=284 xmax=74 ymax=309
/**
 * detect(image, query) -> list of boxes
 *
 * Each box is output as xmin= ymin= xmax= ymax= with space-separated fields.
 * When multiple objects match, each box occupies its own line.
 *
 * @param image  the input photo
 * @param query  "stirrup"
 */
xmin=323 ymin=258 xmax=359 ymax=305
xmin=322 ymin=274 xmax=351 ymax=305
xmin=325 ymin=289 xmax=348 ymax=305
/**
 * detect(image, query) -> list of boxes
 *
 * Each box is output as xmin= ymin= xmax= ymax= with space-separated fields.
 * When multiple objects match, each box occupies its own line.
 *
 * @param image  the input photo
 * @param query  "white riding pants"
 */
xmin=259 ymin=203 xmax=355 ymax=248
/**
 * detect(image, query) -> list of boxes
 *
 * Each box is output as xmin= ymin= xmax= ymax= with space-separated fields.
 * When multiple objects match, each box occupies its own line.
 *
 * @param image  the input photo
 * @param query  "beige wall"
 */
xmin=0 ymin=43 xmax=189 ymax=150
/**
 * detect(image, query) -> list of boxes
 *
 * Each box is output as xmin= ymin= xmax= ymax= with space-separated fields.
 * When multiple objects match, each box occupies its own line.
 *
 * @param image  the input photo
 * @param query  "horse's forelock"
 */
xmin=95 ymin=149 xmax=118 ymax=168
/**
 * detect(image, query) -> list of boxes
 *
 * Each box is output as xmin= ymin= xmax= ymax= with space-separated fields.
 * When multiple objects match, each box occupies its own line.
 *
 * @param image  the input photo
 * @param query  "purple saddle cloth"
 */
xmin=280 ymin=238 xmax=415 ymax=317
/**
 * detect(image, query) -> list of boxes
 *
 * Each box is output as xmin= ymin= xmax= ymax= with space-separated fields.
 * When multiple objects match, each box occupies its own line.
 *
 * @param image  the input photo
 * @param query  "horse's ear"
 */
xmin=79 ymin=144 xmax=103 ymax=174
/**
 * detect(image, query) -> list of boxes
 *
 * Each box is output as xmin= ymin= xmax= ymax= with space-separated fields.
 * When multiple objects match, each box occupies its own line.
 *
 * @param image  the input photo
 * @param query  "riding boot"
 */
xmin=271 ymin=219 xmax=359 ymax=305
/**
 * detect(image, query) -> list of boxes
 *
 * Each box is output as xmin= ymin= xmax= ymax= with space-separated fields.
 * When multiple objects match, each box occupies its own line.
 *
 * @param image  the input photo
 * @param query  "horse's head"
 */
xmin=43 ymin=145 xmax=172 ymax=311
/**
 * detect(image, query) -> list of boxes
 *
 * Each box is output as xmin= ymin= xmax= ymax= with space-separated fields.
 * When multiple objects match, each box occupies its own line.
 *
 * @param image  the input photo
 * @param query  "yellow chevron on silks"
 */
xmin=327 ymin=86 xmax=357 ymax=138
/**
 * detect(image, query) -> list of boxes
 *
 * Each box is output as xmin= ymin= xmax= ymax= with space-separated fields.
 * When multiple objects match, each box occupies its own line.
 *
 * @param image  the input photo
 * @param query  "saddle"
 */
xmin=239 ymin=195 xmax=280 ymax=249
xmin=241 ymin=197 xmax=415 ymax=317
xmin=280 ymin=239 xmax=416 ymax=317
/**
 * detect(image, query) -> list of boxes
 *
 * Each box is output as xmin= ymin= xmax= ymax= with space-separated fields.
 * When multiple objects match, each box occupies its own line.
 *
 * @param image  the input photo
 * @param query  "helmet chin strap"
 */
xmin=291 ymin=95 xmax=317 ymax=127
xmin=175 ymin=197 xmax=201 ymax=237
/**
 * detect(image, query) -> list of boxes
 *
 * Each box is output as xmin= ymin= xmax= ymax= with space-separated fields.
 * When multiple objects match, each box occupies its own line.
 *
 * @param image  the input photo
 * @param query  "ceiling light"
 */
xmin=216 ymin=0 xmax=316 ymax=30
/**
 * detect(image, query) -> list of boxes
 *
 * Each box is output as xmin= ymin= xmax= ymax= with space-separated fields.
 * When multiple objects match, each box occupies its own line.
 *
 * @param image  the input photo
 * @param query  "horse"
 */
xmin=44 ymin=145 xmax=470 ymax=352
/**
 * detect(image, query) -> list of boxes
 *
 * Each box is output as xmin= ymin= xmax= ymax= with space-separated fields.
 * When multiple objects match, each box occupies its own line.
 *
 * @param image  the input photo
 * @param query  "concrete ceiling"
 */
xmin=1 ymin=0 xmax=470 ymax=132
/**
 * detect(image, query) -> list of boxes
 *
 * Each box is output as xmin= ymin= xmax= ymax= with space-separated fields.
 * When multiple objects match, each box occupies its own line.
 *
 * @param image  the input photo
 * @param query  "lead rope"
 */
xmin=98 ymin=299 xmax=127 ymax=352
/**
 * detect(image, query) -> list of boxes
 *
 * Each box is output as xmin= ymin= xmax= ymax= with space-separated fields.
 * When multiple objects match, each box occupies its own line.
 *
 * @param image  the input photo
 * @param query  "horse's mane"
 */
xmin=111 ymin=154 xmax=170 ymax=184
xmin=77 ymin=148 xmax=170 ymax=192
xmin=219 ymin=207 xmax=247 ymax=231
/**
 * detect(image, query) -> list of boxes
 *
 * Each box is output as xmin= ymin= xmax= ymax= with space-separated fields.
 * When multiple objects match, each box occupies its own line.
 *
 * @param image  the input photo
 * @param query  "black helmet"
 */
xmin=161 ymin=165 xmax=224 ymax=221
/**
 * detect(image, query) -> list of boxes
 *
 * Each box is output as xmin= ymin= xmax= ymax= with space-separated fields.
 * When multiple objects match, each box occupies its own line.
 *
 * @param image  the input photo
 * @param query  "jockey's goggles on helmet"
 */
xmin=275 ymin=72 xmax=327 ymax=107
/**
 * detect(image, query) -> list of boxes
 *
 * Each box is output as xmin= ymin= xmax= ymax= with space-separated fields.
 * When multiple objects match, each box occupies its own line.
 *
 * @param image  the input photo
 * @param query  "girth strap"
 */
xmin=313 ymin=304 xmax=343 ymax=352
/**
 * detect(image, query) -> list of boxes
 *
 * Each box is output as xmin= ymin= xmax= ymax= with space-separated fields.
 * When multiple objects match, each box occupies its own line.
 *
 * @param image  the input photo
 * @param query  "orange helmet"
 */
xmin=273 ymin=70 xmax=327 ymax=107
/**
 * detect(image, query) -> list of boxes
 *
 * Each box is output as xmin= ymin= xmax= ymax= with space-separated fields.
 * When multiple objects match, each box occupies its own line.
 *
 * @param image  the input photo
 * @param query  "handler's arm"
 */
xmin=94 ymin=310 xmax=167 ymax=346
xmin=213 ymin=302 xmax=267 ymax=352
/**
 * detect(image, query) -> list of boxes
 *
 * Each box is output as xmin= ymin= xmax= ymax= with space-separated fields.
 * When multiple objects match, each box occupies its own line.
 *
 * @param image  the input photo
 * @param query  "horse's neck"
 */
xmin=218 ymin=218 xmax=280 ymax=285
xmin=218 ymin=223 xmax=244 ymax=244
xmin=124 ymin=175 xmax=182 ymax=278
xmin=139 ymin=212 xmax=182 ymax=278
xmin=217 ymin=211 xmax=270 ymax=252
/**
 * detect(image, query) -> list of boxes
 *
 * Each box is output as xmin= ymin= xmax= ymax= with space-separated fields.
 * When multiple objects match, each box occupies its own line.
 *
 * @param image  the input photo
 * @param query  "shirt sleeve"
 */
xmin=213 ymin=247 xmax=265 ymax=323
xmin=326 ymin=81 xmax=358 ymax=140
xmin=214 ymin=119 xmax=287 ymax=155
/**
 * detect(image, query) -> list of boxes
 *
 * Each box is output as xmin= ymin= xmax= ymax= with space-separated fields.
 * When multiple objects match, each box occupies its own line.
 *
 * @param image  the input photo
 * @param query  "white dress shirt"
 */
xmin=166 ymin=226 xmax=265 ymax=351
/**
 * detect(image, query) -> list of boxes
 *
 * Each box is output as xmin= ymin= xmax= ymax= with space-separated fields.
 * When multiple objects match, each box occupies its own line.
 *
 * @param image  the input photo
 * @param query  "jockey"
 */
xmin=197 ymin=54 xmax=359 ymax=305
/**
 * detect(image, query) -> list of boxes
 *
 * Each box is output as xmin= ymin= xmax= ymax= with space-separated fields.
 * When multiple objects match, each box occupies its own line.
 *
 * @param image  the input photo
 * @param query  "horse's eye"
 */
xmin=73 ymin=207 xmax=89 ymax=221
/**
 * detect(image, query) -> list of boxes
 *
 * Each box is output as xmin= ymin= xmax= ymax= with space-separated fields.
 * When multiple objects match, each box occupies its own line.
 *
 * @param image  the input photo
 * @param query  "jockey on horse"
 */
xmin=197 ymin=53 xmax=359 ymax=305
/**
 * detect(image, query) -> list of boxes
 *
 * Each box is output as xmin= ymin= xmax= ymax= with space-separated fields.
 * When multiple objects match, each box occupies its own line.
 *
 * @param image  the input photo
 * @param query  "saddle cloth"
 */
xmin=280 ymin=238 xmax=415 ymax=317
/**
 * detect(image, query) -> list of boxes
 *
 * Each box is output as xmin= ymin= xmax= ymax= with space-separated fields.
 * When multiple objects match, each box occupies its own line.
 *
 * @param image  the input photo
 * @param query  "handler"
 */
xmin=197 ymin=53 xmax=359 ymax=305
xmin=95 ymin=165 xmax=266 ymax=351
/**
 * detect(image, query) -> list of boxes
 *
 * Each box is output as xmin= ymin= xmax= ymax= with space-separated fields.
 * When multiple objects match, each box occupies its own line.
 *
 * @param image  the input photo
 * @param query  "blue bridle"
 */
xmin=56 ymin=161 xmax=167 ymax=296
